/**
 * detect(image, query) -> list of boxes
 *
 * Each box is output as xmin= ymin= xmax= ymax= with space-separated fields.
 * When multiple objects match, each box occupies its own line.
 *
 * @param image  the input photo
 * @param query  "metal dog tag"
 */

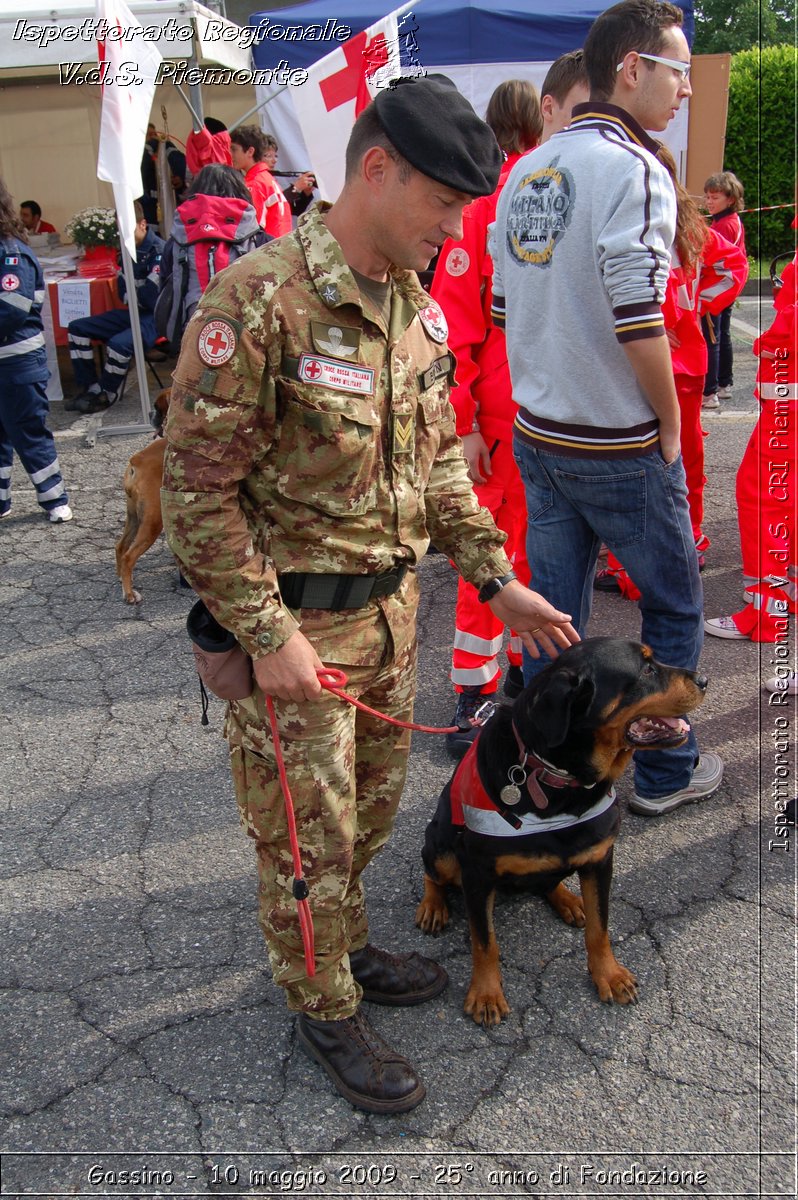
xmin=500 ymin=782 xmax=522 ymax=806
xmin=500 ymin=764 xmax=527 ymax=806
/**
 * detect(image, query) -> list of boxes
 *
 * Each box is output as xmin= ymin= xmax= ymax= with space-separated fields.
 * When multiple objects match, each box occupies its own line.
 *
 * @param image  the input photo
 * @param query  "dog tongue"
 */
xmin=526 ymin=772 xmax=549 ymax=810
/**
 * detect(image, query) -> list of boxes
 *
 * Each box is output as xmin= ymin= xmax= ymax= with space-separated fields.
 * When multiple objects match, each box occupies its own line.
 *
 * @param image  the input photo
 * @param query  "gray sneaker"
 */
xmin=629 ymin=752 xmax=724 ymax=816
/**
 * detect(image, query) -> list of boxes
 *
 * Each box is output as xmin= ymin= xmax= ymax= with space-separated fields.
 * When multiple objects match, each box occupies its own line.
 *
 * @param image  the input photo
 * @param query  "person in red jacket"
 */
xmin=18 ymin=201 xmax=56 ymax=236
xmin=705 ymin=209 xmax=797 ymax=643
xmin=596 ymin=148 xmax=749 ymax=598
xmin=230 ymin=125 xmax=291 ymax=239
xmin=700 ymin=170 xmax=747 ymax=410
xmin=432 ymin=55 xmax=589 ymax=759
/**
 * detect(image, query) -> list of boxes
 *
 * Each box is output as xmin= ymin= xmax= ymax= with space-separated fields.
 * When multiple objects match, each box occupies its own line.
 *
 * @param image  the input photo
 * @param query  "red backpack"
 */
xmin=155 ymin=195 xmax=267 ymax=353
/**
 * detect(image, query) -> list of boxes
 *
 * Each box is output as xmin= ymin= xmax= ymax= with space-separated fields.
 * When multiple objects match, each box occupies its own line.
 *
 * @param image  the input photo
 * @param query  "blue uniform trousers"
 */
xmin=67 ymin=310 xmax=156 ymax=400
xmin=0 ymin=377 xmax=68 ymax=516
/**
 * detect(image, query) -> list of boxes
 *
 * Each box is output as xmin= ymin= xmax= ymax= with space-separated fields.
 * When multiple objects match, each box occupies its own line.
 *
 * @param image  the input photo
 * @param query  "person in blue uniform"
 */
xmin=0 ymin=177 xmax=71 ymax=523
xmin=66 ymin=201 xmax=164 ymax=414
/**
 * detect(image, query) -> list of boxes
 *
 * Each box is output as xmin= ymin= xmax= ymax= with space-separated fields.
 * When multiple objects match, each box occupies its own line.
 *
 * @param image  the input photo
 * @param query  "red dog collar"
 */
xmin=450 ymin=734 xmax=616 ymax=838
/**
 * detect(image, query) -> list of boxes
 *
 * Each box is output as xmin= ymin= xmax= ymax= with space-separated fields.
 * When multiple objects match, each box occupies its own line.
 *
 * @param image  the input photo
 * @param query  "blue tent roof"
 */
xmin=250 ymin=0 xmax=694 ymax=70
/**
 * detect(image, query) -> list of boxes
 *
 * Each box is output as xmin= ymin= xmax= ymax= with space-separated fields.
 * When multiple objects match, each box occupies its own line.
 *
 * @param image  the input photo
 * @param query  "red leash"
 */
xmin=265 ymin=695 xmax=317 ymax=976
xmin=263 ymin=670 xmax=468 ymax=978
xmin=316 ymin=668 xmax=461 ymax=735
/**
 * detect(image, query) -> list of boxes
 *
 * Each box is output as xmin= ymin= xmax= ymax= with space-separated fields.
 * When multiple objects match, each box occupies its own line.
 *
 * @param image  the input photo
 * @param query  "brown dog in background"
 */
xmin=115 ymin=389 xmax=171 ymax=604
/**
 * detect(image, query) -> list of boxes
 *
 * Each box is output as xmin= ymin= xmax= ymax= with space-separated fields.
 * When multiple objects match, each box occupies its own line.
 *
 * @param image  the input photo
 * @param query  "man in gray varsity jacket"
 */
xmin=491 ymin=0 xmax=724 ymax=817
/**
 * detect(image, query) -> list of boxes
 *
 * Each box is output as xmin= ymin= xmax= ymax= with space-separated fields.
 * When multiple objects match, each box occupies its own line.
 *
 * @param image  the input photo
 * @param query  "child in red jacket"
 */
xmin=701 ymin=171 xmax=747 ymax=410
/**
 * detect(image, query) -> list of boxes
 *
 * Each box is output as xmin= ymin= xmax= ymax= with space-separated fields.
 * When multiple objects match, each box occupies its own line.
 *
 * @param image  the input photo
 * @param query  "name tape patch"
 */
xmin=419 ymin=353 xmax=454 ymax=391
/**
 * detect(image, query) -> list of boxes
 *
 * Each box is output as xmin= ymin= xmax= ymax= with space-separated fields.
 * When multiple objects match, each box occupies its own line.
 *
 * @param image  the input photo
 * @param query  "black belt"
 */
xmin=277 ymin=565 xmax=407 ymax=611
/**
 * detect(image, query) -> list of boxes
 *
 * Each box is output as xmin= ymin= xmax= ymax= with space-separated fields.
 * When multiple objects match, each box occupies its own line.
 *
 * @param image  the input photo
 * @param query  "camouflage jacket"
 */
xmin=162 ymin=205 xmax=512 ymax=661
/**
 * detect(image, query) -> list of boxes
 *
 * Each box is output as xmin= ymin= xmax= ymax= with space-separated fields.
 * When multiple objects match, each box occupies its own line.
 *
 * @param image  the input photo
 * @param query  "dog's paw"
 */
xmin=464 ymin=984 xmax=511 ymax=1027
xmin=591 ymin=958 xmax=638 ymax=1005
xmin=415 ymin=898 xmax=449 ymax=934
xmin=123 ymin=587 xmax=143 ymax=605
xmin=547 ymin=883 xmax=585 ymax=928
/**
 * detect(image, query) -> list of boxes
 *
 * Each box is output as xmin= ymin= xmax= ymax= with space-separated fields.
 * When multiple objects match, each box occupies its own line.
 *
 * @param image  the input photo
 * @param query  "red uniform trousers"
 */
xmin=452 ymin=441 xmax=530 ymax=691
xmin=730 ymin=396 xmax=797 ymax=641
xmin=728 ymin=249 xmax=797 ymax=641
xmin=676 ymin=372 xmax=708 ymax=545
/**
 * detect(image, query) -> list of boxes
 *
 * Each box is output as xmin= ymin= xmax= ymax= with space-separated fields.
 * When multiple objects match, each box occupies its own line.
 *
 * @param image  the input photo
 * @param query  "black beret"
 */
xmin=373 ymin=74 xmax=502 ymax=198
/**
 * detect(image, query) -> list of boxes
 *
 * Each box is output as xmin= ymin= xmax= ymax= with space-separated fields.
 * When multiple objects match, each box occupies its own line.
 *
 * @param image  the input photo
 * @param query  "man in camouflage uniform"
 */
xmin=162 ymin=75 xmax=578 ymax=1115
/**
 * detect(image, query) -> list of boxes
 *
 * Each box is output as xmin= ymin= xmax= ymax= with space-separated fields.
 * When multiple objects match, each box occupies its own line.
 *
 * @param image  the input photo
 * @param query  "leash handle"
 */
xmin=265 ymin=695 xmax=315 ymax=977
xmin=317 ymin=668 xmax=460 ymax=734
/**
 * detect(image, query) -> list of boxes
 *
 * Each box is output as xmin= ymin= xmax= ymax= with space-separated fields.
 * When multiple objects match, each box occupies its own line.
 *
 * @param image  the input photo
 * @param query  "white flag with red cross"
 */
xmin=95 ymin=0 xmax=162 ymax=257
xmin=289 ymin=2 xmax=421 ymax=203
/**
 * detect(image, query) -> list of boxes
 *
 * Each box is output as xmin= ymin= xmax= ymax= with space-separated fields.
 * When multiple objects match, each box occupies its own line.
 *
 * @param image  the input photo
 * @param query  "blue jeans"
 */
xmin=701 ymin=305 xmax=733 ymax=394
xmin=513 ymin=438 xmax=704 ymax=799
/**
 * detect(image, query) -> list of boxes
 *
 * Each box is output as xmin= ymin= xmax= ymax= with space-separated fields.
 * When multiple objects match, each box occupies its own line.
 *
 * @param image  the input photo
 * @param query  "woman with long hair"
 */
xmin=0 ymin=177 xmax=71 ymax=522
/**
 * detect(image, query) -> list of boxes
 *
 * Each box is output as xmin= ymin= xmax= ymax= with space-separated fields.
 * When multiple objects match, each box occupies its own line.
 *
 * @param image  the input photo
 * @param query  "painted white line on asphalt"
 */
xmin=731 ymin=315 xmax=760 ymax=339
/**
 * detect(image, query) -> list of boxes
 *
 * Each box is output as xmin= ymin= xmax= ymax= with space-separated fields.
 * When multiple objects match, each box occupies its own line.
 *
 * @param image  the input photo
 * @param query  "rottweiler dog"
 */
xmin=416 ymin=637 xmax=707 ymax=1026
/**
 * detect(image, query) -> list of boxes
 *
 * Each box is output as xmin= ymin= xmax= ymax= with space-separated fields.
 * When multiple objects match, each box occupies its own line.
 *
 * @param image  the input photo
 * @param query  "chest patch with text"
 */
xmin=297 ymin=354 xmax=375 ymax=395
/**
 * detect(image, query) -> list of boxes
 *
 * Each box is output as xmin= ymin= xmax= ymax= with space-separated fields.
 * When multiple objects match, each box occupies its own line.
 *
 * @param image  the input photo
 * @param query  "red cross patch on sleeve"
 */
xmin=197 ymin=319 xmax=237 ymax=367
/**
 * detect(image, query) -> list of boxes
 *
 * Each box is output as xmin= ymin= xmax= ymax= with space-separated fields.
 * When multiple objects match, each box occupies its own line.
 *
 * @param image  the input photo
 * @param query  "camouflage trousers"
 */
xmin=227 ymin=618 xmax=417 ymax=1020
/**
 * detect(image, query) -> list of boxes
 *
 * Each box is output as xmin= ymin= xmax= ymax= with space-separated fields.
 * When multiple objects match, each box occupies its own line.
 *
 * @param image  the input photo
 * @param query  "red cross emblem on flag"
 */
xmin=318 ymin=29 xmax=391 ymax=116
xmin=197 ymin=319 xmax=237 ymax=367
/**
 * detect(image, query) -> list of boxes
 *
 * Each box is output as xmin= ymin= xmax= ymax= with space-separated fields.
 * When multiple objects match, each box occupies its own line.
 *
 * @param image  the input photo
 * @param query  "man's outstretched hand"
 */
xmin=488 ymin=580 xmax=580 ymax=659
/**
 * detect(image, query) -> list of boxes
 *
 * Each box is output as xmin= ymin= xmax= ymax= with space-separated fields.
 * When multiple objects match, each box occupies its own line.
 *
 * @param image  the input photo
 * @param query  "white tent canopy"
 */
xmin=0 ymin=1 xmax=251 ymax=74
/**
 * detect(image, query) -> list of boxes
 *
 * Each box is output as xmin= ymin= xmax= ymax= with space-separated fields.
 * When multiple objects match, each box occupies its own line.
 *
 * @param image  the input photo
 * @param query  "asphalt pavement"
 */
xmin=1 ymin=297 xmax=795 ymax=1199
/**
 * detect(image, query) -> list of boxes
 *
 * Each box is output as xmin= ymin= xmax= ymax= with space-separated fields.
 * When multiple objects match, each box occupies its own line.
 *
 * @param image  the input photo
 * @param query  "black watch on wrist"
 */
xmin=477 ymin=570 xmax=517 ymax=604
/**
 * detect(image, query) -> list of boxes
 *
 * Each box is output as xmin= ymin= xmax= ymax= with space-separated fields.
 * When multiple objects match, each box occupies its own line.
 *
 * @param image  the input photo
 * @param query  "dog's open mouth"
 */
xmin=625 ymin=715 xmax=690 ymax=748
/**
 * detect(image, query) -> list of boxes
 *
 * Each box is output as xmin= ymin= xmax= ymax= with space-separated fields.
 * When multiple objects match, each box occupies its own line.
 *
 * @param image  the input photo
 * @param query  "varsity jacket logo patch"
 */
xmin=505 ymin=156 xmax=575 ymax=268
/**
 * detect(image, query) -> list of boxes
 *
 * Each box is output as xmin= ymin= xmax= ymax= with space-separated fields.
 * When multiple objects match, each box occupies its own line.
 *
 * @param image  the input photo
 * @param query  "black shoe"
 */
xmin=296 ymin=1009 xmax=426 ymax=1114
xmin=503 ymin=665 xmax=525 ymax=699
xmin=75 ymin=391 xmax=111 ymax=415
xmin=445 ymin=686 xmax=488 ymax=760
xmin=593 ymin=568 xmax=622 ymax=594
xmin=65 ymin=389 xmax=100 ymax=412
xmin=349 ymin=944 xmax=448 ymax=1006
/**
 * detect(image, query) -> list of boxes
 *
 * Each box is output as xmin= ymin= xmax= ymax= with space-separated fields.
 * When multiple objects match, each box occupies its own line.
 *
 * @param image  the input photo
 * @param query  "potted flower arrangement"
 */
xmin=63 ymin=207 xmax=120 ymax=277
